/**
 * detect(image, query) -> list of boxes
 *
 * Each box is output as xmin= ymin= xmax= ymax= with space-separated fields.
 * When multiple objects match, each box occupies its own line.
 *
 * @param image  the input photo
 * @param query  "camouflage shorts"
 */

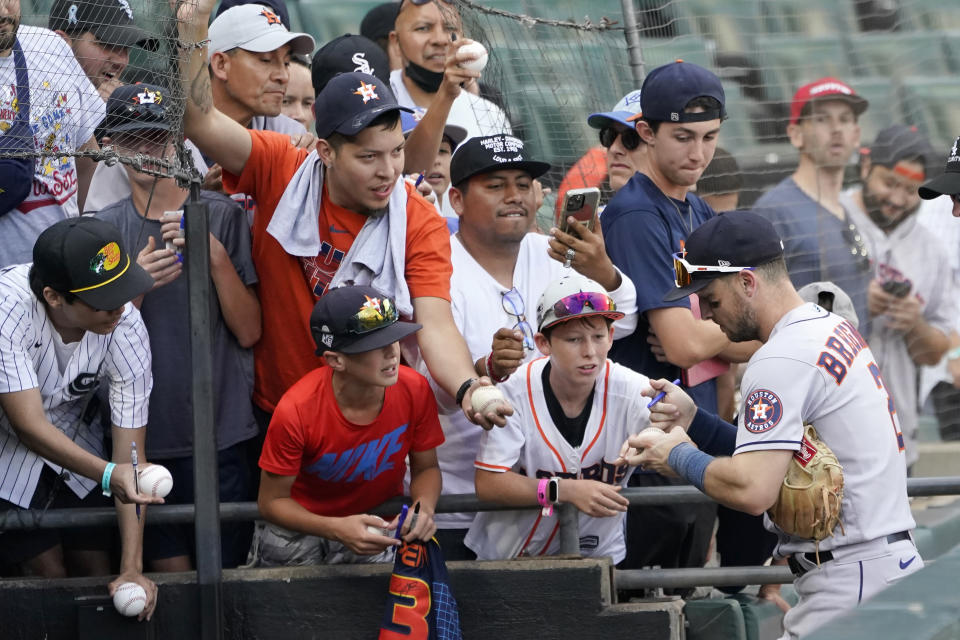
xmin=244 ymin=520 xmax=395 ymax=568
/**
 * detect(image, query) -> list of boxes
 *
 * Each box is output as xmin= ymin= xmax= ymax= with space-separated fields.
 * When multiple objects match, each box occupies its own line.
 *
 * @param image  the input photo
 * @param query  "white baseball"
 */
xmin=458 ymin=41 xmax=488 ymax=73
xmin=471 ymin=385 xmax=506 ymax=416
xmin=113 ymin=582 xmax=147 ymax=617
xmin=138 ymin=464 xmax=173 ymax=499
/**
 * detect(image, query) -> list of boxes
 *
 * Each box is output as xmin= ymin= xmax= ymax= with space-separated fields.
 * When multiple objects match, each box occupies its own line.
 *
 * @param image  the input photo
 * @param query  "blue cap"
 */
xmin=640 ymin=61 xmax=725 ymax=124
xmin=400 ymin=109 xmax=468 ymax=149
xmin=587 ymin=90 xmax=643 ymax=129
xmin=103 ymin=83 xmax=171 ymax=134
xmin=313 ymin=72 xmax=412 ymax=139
xmin=663 ymin=210 xmax=783 ymax=302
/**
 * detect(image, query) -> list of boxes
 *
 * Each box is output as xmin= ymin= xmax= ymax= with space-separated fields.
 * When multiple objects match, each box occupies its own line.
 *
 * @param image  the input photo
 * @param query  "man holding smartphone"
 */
xmin=840 ymin=124 xmax=953 ymax=470
xmin=599 ymin=61 xmax=756 ymax=588
xmin=431 ymin=134 xmax=638 ymax=557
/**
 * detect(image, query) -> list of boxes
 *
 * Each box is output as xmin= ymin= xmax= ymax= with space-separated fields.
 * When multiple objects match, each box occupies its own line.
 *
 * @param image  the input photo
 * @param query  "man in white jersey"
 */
xmin=466 ymin=275 xmax=649 ymax=561
xmin=0 ymin=217 xmax=160 ymax=619
xmin=841 ymin=125 xmax=952 ymax=469
xmin=432 ymin=135 xmax=637 ymax=558
xmin=622 ymin=210 xmax=920 ymax=640
xmin=0 ymin=0 xmax=104 ymax=266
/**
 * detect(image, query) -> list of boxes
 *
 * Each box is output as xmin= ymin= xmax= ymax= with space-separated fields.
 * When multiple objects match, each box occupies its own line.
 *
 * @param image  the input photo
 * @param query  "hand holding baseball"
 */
xmin=109 ymin=572 xmax=158 ymax=621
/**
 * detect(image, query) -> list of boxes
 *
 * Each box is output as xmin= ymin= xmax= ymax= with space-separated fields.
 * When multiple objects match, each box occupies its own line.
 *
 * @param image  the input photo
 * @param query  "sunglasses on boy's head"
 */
xmin=552 ymin=291 xmax=617 ymax=321
xmin=599 ymin=126 xmax=641 ymax=151
xmin=346 ymin=296 xmax=399 ymax=335
xmin=671 ymin=252 xmax=754 ymax=288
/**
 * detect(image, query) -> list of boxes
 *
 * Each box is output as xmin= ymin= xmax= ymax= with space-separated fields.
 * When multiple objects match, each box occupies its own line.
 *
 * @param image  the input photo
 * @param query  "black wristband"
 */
xmin=455 ymin=378 xmax=477 ymax=406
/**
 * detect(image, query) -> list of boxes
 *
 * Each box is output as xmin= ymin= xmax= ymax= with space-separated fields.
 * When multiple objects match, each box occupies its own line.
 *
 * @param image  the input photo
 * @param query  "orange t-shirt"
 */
xmin=223 ymin=130 xmax=452 ymax=412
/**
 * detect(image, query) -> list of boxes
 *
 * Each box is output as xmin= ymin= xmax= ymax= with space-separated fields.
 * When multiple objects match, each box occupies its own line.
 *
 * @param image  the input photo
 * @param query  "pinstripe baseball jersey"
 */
xmin=735 ymin=303 xmax=915 ymax=556
xmin=465 ymin=357 xmax=650 ymax=562
xmin=0 ymin=264 xmax=152 ymax=507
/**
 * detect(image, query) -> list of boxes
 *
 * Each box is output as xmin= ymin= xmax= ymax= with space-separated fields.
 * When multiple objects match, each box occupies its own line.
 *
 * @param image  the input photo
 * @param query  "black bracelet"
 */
xmin=455 ymin=378 xmax=477 ymax=406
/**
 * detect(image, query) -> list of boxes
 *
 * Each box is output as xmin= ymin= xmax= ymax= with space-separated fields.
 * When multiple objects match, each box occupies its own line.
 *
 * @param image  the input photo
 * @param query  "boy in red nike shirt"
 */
xmin=251 ymin=286 xmax=443 ymax=565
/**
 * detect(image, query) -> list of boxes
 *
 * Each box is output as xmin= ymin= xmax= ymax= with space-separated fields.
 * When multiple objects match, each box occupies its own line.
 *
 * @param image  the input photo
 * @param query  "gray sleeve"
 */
xmin=206 ymin=194 xmax=258 ymax=286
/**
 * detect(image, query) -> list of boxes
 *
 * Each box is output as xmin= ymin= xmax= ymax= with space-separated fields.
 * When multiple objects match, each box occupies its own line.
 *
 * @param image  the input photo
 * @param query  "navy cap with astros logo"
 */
xmin=32 ymin=217 xmax=154 ymax=311
xmin=313 ymin=71 xmax=412 ymax=139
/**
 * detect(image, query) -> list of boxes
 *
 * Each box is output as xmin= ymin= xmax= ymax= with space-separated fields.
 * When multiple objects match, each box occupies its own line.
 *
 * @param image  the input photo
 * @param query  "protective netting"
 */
xmin=12 ymin=0 xmax=191 ymax=182
xmin=454 ymin=0 xmax=960 ymax=206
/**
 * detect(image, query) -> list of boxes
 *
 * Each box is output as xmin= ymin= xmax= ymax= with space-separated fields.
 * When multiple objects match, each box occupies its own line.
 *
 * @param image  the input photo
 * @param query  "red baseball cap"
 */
xmin=789 ymin=77 xmax=869 ymax=125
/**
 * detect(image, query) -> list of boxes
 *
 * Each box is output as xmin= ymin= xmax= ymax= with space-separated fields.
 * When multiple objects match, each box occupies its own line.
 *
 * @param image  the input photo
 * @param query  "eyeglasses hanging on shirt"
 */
xmin=501 ymin=288 xmax=536 ymax=351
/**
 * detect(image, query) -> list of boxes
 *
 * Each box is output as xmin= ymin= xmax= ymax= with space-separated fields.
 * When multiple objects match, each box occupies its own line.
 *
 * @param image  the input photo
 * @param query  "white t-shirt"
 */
xmin=465 ymin=357 xmax=650 ymax=561
xmin=390 ymin=69 xmax=512 ymax=142
xmin=735 ymin=303 xmax=915 ymax=555
xmin=428 ymin=233 xmax=638 ymax=528
xmin=916 ymin=194 xmax=960 ymax=400
xmin=0 ymin=265 xmax=153 ymax=507
xmin=0 ymin=26 xmax=103 ymax=266
xmin=842 ymin=189 xmax=956 ymax=464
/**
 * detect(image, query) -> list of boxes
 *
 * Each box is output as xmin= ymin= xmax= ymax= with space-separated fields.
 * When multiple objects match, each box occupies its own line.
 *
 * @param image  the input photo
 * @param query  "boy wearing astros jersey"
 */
xmin=466 ymin=275 xmax=650 ymax=561
xmin=625 ymin=211 xmax=920 ymax=640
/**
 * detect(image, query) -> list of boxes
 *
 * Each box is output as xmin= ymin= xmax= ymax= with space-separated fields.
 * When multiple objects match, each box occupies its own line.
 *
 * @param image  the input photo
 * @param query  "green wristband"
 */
xmin=101 ymin=462 xmax=116 ymax=497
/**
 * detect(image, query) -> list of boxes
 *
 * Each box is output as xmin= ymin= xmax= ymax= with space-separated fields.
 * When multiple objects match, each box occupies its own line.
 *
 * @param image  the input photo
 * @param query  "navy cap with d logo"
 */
xmin=32 ymin=217 xmax=154 ymax=310
xmin=638 ymin=60 xmax=726 ymax=124
xmin=313 ymin=71 xmax=412 ymax=139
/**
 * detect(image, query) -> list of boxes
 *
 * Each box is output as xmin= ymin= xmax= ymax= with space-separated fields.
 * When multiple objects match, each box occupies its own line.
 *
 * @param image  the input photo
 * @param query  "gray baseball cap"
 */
xmin=798 ymin=281 xmax=859 ymax=329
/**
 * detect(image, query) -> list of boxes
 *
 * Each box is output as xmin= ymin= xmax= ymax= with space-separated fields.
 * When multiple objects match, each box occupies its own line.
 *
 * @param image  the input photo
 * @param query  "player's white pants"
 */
xmin=779 ymin=535 xmax=922 ymax=640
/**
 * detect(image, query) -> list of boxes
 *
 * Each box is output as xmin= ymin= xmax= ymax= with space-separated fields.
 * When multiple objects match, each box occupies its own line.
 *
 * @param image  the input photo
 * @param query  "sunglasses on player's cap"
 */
xmin=664 ymin=210 xmax=784 ymax=302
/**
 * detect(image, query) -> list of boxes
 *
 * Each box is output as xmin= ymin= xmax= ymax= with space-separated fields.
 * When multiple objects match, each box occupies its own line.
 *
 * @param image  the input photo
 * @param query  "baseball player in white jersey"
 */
xmin=0 ymin=217 xmax=161 ymax=620
xmin=466 ymin=275 xmax=650 ymax=561
xmin=622 ymin=211 xmax=921 ymax=639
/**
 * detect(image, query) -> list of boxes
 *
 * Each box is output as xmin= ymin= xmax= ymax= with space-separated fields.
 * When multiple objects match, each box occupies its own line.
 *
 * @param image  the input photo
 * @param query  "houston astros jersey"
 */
xmin=0 ymin=265 xmax=152 ymax=507
xmin=465 ymin=357 xmax=650 ymax=562
xmin=736 ymin=303 xmax=915 ymax=555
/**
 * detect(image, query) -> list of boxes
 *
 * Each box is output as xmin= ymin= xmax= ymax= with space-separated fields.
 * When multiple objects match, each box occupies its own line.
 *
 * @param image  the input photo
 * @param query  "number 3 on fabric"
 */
xmin=380 ymin=574 xmax=430 ymax=639
xmin=867 ymin=362 xmax=905 ymax=452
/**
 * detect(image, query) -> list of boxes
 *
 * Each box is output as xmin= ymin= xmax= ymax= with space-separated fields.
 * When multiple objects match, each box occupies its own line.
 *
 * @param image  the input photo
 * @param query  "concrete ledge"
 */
xmin=0 ymin=557 xmax=682 ymax=639
xmin=913 ymin=442 xmax=960 ymax=478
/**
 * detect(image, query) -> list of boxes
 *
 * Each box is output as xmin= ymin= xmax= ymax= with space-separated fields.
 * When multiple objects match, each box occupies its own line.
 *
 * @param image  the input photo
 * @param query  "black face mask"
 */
xmin=405 ymin=60 xmax=444 ymax=94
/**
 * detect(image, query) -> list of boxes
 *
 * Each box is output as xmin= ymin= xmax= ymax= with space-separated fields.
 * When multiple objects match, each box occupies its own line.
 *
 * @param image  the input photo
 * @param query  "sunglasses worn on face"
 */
xmin=672 ymin=252 xmax=754 ymax=288
xmin=552 ymin=291 xmax=617 ymax=320
xmin=501 ymin=288 xmax=536 ymax=351
xmin=346 ymin=296 xmax=399 ymax=335
xmin=599 ymin=126 xmax=641 ymax=151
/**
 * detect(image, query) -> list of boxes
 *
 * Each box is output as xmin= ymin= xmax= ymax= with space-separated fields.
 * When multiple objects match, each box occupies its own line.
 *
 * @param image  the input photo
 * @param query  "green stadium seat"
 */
xmin=940 ymin=29 xmax=960 ymax=72
xmin=849 ymin=32 xmax=951 ymax=79
xmin=902 ymin=0 xmax=960 ymax=31
xmin=681 ymin=0 xmax=763 ymax=52
xmin=296 ymin=0 xmax=384 ymax=47
xmin=636 ymin=34 xmax=713 ymax=70
xmin=760 ymin=0 xmax=856 ymax=37
xmin=902 ymin=77 xmax=960 ymax=144
xmin=684 ymin=598 xmax=748 ymax=640
xmin=848 ymin=76 xmax=906 ymax=146
xmin=719 ymin=82 xmax=758 ymax=151
xmin=753 ymin=35 xmax=855 ymax=102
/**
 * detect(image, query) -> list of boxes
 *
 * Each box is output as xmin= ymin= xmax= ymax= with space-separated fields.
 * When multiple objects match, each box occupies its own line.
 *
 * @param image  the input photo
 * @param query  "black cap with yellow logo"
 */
xmin=32 ymin=217 xmax=154 ymax=310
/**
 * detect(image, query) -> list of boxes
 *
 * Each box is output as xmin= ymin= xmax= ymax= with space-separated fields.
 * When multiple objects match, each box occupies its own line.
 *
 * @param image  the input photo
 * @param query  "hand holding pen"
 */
xmin=642 ymin=378 xmax=698 ymax=432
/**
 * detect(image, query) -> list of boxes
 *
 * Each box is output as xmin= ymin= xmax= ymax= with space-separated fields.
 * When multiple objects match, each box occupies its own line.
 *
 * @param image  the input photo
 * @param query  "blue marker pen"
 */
xmin=647 ymin=378 xmax=682 ymax=409
xmin=394 ymin=503 xmax=410 ymax=540
xmin=414 ymin=172 xmax=425 ymax=187
xmin=131 ymin=442 xmax=140 ymax=521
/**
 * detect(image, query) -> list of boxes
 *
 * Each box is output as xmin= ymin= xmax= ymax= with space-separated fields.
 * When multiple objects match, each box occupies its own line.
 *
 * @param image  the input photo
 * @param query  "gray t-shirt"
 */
xmin=95 ymin=191 xmax=259 ymax=457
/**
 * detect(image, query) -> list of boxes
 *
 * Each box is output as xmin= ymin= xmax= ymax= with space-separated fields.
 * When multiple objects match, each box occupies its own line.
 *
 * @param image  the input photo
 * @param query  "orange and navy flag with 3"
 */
xmin=379 ymin=538 xmax=462 ymax=639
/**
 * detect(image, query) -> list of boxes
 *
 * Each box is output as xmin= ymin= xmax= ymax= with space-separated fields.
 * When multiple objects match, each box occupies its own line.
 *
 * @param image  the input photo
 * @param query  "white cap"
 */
xmin=536 ymin=274 xmax=623 ymax=331
xmin=208 ymin=4 xmax=315 ymax=61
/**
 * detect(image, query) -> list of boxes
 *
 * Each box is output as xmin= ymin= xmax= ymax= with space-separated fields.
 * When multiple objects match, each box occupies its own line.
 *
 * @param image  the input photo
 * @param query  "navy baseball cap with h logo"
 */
xmin=313 ymin=72 xmax=412 ymax=139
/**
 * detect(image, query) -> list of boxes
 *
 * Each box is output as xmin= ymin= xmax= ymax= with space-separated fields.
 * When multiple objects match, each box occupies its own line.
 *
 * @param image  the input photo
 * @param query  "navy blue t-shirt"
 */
xmin=601 ymin=173 xmax=718 ymax=411
xmin=752 ymin=177 xmax=872 ymax=335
